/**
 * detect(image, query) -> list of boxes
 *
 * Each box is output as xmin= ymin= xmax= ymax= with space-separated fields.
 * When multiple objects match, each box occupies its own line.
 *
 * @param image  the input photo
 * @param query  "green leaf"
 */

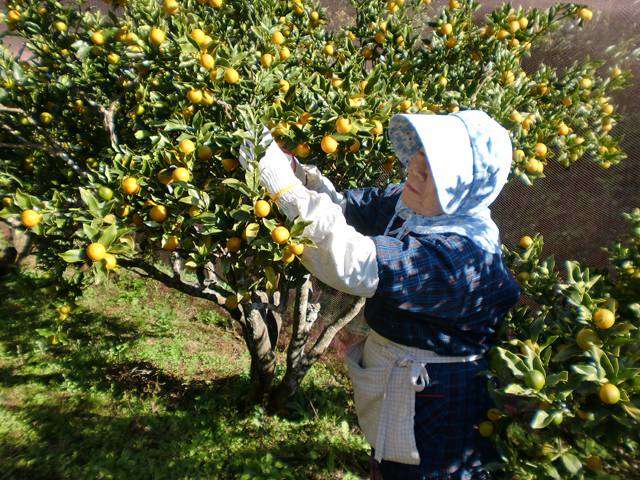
xmin=59 ymin=249 xmax=84 ymax=263
xmin=530 ymin=410 xmax=552 ymax=429
xmin=560 ymin=453 xmax=582 ymax=474
xmin=571 ymin=364 xmax=599 ymax=382
xmin=290 ymin=219 xmax=312 ymax=238
xmin=79 ymin=188 xmax=101 ymax=217
xmin=98 ymin=224 xmax=118 ymax=248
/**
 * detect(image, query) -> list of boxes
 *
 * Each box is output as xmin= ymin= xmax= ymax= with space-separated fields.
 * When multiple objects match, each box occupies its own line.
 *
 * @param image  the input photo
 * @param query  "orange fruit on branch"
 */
xmin=86 ymin=243 xmax=106 ymax=262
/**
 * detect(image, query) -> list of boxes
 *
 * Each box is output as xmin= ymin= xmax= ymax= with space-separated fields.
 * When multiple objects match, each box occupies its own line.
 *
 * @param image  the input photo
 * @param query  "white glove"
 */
xmin=241 ymin=128 xmax=305 ymax=220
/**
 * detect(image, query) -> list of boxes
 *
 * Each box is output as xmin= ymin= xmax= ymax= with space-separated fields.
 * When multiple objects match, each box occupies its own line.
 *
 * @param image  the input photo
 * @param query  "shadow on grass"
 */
xmin=0 ymin=271 xmax=369 ymax=479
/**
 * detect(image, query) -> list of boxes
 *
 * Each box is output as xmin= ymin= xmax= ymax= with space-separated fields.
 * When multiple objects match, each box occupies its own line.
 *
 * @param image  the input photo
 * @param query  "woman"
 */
xmin=243 ymin=110 xmax=521 ymax=479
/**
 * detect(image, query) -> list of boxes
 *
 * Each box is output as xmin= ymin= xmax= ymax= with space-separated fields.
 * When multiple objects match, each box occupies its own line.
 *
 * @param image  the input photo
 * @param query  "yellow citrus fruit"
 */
xmin=323 ymin=43 xmax=335 ymax=55
xmin=279 ymin=79 xmax=290 ymax=93
xmin=222 ymin=158 xmax=239 ymax=172
xmin=580 ymin=77 xmax=593 ymax=89
xmin=226 ymin=236 xmax=242 ymax=252
xmin=602 ymin=103 xmax=614 ymax=115
xmin=103 ymin=253 xmax=117 ymax=270
xmin=487 ymin=409 xmax=502 ymax=422
xmin=122 ymin=177 xmax=140 ymax=195
xmin=190 ymin=29 xmax=207 ymax=45
xmin=611 ymin=66 xmax=622 ymax=78
xmin=261 ymin=53 xmax=273 ymax=68
xmin=519 ymin=236 xmax=533 ymax=249
xmin=224 ymin=67 xmax=240 ymax=84
xmin=519 ymin=17 xmax=529 ymax=29
xmin=179 ymin=139 xmax=196 ymax=155
xmin=594 ymin=308 xmax=615 ymax=329
xmin=172 ymin=167 xmax=191 ymax=183
xmin=336 ymin=118 xmax=352 ymax=134
xmin=578 ymin=7 xmax=593 ymax=21
xmin=188 ymin=205 xmax=201 ymax=217
xmin=187 ymin=88 xmax=203 ymax=104
xmin=374 ymin=32 xmax=386 ymax=44
xmin=8 ymin=9 xmax=21 ymax=22
xmin=294 ymin=143 xmax=311 ymax=158
xmin=200 ymin=90 xmax=214 ymax=106
xmin=254 ymin=200 xmax=271 ymax=218
xmin=282 ymin=250 xmax=296 ymax=264
xmin=91 ymin=31 xmax=105 ymax=46
xmin=398 ymin=100 xmax=412 ymax=112
xmin=54 ymin=21 xmax=67 ymax=32
xmin=200 ymin=53 xmax=215 ymax=69
xmin=288 ymin=242 xmax=305 ymax=256
xmin=40 ymin=112 xmax=53 ymax=124
xmin=209 ymin=0 xmax=223 ymax=8
xmin=86 ymin=243 xmax=106 ymax=262
xmin=439 ymin=23 xmax=453 ymax=36
xmin=557 ymin=122 xmax=570 ymax=136
xmin=478 ymin=421 xmax=494 ymax=437
xmin=349 ymin=140 xmax=361 ymax=153
xmin=525 ymin=158 xmax=544 ymax=175
xmin=197 ymin=145 xmax=213 ymax=162
xmin=162 ymin=235 xmax=180 ymax=251
xmin=321 ymin=135 xmax=338 ymax=154
xmin=510 ymin=111 xmax=523 ymax=123
xmin=517 ymin=271 xmax=530 ymax=283
xmin=149 ymin=27 xmax=166 ymax=46
xmin=271 ymin=226 xmax=290 ymax=245
xmin=272 ymin=31 xmax=285 ymax=45
xmin=149 ymin=205 xmax=168 ymax=223
xmin=58 ymin=305 xmax=71 ymax=315
xmin=163 ymin=0 xmax=179 ymax=14
xmin=509 ymin=20 xmax=520 ymax=33
xmin=521 ymin=116 xmax=534 ymax=130
xmin=371 ymin=120 xmax=383 ymax=136
xmin=2 ymin=197 xmax=13 ymax=208
xmin=576 ymin=328 xmax=601 ymax=350
xmin=107 ymin=53 xmax=120 ymax=64
xmin=599 ymin=383 xmax=620 ymax=405
xmin=279 ymin=46 xmax=291 ymax=60
xmin=21 ymin=209 xmax=42 ymax=228
xmin=496 ymin=29 xmax=510 ymax=40
xmin=534 ymin=143 xmax=548 ymax=158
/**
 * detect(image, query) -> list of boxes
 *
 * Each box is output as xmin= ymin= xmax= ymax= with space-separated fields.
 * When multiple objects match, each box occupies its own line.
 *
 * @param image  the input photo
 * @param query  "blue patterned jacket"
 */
xmin=343 ymin=183 xmax=521 ymax=356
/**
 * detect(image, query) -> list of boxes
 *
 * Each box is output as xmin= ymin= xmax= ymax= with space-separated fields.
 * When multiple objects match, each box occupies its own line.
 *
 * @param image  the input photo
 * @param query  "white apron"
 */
xmin=346 ymin=329 xmax=483 ymax=465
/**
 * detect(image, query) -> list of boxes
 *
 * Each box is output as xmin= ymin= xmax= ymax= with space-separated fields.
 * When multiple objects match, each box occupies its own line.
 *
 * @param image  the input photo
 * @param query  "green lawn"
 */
xmin=0 ymin=269 xmax=369 ymax=479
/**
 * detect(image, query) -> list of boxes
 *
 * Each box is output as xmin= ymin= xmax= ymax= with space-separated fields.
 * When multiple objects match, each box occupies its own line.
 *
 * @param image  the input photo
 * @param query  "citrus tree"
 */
xmin=484 ymin=211 xmax=640 ymax=479
xmin=0 ymin=0 xmax=630 ymax=424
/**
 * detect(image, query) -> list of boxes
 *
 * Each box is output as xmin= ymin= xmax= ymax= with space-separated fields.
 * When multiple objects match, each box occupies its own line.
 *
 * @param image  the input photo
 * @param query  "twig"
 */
xmin=85 ymin=98 xmax=119 ymax=149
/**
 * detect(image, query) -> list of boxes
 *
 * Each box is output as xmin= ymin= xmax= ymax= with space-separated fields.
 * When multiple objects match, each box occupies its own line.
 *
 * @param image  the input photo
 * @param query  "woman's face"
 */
xmin=401 ymin=151 xmax=444 ymax=217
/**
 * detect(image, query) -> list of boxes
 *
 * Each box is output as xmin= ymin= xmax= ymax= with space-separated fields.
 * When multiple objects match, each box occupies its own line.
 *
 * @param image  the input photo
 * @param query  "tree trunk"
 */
xmin=241 ymin=299 xmax=277 ymax=403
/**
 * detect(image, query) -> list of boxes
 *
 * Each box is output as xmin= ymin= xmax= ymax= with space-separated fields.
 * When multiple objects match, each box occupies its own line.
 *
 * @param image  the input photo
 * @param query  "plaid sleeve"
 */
xmin=370 ymin=233 xmax=468 ymax=311
xmin=344 ymin=184 xmax=403 ymax=236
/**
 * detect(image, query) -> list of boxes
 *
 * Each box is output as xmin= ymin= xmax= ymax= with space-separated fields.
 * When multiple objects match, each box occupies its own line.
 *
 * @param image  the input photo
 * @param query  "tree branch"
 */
xmin=307 ymin=296 xmax=366 ymax=363
xmin=0 ymin=141 xmax=45 ymax=149
xmin=85 ymin=98 xmax=119 ymax=149
xmin=119 ymin=257 xmax=227 ymax=305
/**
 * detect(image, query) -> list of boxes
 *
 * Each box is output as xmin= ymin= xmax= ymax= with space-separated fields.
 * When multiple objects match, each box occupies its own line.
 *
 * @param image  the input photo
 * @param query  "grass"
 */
xmin=0 ymin=269 xmax=370 ymax=480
